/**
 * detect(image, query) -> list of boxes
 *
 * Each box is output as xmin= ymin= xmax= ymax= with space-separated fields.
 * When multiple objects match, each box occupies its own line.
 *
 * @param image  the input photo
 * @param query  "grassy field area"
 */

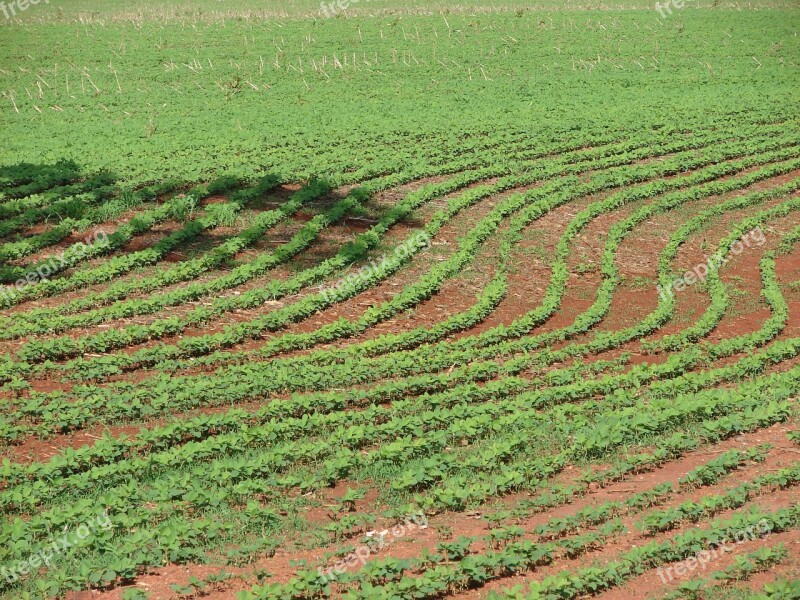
xmin=1 ymin=1 xmax=799 ymax=599
xmin=1 ymin=1 xmax=797 ymax=183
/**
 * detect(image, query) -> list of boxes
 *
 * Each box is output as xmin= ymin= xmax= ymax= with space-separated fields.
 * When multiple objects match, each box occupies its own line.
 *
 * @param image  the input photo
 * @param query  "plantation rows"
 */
xmin=1 ymin=116 xmax=800 ymax=599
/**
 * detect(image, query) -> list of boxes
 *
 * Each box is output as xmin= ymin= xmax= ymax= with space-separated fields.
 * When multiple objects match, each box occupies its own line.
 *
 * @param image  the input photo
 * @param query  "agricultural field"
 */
xmin=1 ymin=0 xmax=800 ymax=599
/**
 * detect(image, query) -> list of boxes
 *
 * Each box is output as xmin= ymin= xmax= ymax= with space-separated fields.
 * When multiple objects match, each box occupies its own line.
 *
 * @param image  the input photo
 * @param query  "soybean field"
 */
xmin=1 ymin=1 xmax=800 ymax=599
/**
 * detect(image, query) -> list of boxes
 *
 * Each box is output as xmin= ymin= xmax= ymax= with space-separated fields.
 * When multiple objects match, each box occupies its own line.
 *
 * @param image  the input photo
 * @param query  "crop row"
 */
xmin=8 ymin=128 xmax=736 ymax=366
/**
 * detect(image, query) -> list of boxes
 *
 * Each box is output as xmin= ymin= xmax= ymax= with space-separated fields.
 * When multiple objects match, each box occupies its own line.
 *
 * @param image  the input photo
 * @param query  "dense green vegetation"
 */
xmin=1 ymin=1 xmax=798 ymax=183
xmin=0 ymin=0 xmax=798 ymax=599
